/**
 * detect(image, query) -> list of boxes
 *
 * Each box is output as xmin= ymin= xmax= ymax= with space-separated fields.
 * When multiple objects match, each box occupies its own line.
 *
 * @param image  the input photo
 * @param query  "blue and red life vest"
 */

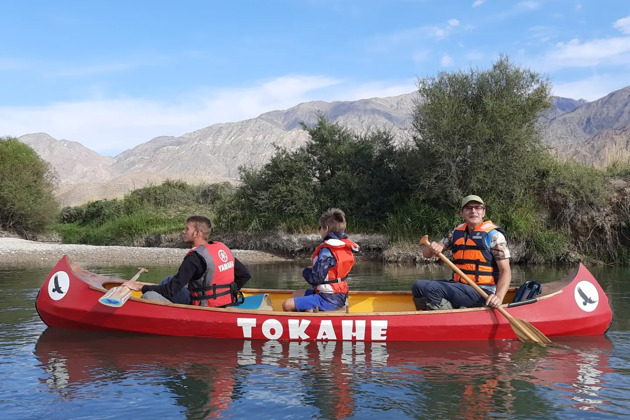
xmin=312 ymin=238 xmax=359 ymax=294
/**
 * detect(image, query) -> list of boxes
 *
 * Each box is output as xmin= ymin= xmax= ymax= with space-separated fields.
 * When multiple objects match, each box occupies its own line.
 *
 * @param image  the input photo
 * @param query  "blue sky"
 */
xmin=2 ymin=0 xmax=630 ymax=156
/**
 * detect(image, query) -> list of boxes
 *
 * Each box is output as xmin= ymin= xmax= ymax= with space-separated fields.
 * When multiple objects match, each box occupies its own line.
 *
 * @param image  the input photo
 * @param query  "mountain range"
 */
xmin=18 ymin=86 xmax=630 ymax=206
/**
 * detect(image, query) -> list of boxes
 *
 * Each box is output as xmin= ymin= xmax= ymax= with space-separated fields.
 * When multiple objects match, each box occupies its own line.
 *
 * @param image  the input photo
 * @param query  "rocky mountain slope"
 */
xmin=540 ymin=86 xmax=630 ymax=146
xmin=18 ymin=87 xmax=630 ymax=206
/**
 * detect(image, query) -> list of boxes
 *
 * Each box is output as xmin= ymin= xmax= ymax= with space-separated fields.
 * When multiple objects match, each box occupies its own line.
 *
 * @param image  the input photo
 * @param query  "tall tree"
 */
xmin=0 ymin=137 xmax=59 ymax=234
xmin=238 ymin=147 xmax=319 ymax=230
xmin=410 ymin=55 xmax=552 ymax=212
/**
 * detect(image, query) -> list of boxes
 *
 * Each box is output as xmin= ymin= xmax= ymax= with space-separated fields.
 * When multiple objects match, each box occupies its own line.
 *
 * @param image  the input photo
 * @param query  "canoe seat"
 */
xmin=237 ymin=293 xmax=273 ymax=310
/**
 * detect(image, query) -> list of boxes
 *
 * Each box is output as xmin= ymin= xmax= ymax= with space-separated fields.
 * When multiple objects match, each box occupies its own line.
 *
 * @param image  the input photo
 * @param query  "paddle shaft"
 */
xmin=419 ymin=235 xmax=542 ymax=343
xmin=129 ymin=267 xmax=148 ymax=283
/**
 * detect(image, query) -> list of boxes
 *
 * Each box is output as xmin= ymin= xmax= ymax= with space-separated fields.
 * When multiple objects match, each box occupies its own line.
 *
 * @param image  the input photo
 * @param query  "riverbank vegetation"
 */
xmin=0 ymin=138 xmax=59 ymax=236
xmin=4 ymin=56 xmax=630 ymax=264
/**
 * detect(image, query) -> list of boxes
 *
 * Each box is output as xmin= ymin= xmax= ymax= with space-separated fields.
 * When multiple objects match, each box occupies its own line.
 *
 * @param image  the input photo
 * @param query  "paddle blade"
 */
xmin=508 ymin=317 xmax=552 ymax=346
xmin=99 ymin=286 xmax=131 ymax=308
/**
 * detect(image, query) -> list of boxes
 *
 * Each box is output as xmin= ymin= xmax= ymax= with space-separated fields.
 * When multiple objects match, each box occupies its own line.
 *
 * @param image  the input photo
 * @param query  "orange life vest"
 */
xmin=188 ymin=242 xmax=236 ymax=307
xmin=312 ymin=238 xmax=359 ymax=294
xmin=451 ymin=221 xmax=502 ymax=286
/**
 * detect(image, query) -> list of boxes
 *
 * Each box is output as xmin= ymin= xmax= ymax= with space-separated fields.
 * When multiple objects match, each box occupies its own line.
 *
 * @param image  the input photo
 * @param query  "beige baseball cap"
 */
xmin=461 ymin=195 xmax=484 ymax=208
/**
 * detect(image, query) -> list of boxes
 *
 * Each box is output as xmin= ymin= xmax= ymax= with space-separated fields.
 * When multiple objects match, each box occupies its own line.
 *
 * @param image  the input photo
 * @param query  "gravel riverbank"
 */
xmin=0 ymin=237 xmax=292 ymax=267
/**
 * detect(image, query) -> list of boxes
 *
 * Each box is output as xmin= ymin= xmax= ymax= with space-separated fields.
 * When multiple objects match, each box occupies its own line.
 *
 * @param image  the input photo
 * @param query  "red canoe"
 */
xmin=35 ymin=255 xmax=613 ymax=342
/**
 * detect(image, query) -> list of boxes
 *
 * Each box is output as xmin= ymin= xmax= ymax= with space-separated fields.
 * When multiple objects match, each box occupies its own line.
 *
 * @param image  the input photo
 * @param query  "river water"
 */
xmin=1 ymin=260 xmax=629 ymax=419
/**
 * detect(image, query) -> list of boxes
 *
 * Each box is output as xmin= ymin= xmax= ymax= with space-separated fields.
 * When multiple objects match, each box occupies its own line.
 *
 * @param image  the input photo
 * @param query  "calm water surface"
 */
xmin=1 ymin=260 xmax=630 ymax=419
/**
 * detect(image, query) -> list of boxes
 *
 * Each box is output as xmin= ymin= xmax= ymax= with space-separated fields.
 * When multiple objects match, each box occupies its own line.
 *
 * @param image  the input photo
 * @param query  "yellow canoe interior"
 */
xmin=104 ymin=283 xmax=527 ymax=313
xmin=105 ymin=285 xmax=418 ymax=312
xmin=242 ymin=289 xmax=419 ymax=313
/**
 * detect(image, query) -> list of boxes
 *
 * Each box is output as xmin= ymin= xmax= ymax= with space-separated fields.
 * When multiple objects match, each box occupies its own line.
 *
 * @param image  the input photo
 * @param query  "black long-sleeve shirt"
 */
xmin=141 ymin=252 xmax=251 ymax=301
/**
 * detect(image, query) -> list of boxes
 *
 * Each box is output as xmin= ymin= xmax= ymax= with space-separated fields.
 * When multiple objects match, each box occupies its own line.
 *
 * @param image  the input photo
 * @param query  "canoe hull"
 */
xmin=35 ymin=256 xmax=613 ymax=342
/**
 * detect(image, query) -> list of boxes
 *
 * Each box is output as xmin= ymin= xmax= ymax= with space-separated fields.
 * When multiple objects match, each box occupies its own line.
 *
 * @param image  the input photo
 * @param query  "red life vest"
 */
xmin=188 ymin=242 xmax=236 ymax=307
xmin=451 ymin=221 xmax=502 ymax=286
xmin=312 ymin=238 xmax=359 ymax=294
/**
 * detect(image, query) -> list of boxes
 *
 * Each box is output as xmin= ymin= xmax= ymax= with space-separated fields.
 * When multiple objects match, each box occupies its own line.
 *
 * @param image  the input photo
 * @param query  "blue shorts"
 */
xmin=294 ymin=289 xmax=346 ymax=312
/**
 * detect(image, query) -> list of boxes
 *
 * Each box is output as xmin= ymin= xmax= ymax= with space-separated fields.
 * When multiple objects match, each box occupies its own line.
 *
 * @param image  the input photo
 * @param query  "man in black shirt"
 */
xmin=124 ymin=216 xmax=251 ymax=305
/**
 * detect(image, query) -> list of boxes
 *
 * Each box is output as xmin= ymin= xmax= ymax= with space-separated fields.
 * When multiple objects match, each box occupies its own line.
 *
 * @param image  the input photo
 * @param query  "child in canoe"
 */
xmin=282 ymin=208 xmax=359 ymax=312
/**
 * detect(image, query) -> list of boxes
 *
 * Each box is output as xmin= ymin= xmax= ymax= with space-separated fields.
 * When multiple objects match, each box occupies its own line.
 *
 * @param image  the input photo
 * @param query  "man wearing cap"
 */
xmin=411 ymin=195 xmax=511 ymax=310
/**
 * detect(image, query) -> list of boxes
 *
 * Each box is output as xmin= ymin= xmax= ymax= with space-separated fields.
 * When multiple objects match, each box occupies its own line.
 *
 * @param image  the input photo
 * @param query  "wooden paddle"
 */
xmin=419 ymin=235 xmax=551 ymax=346
xmin=99 ymin=267 xmax=148 ymax=307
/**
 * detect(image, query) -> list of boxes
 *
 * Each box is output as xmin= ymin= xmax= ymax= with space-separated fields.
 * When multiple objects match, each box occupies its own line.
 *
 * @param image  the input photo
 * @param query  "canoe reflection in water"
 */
xmin=34 ymin=328 xmax=614 ymax=418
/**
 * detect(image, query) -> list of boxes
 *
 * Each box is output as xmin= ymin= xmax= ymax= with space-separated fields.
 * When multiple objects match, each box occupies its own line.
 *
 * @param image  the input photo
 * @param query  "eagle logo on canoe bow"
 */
xmin=577 ymin=286 xmax=597 ymax=306
xmin=51 ymin=274 xmax=64 ymax=295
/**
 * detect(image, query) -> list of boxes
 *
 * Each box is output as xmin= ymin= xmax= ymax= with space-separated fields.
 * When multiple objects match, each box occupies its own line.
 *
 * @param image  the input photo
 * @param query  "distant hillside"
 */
xmin=17 ymin=86 xmax=630 ymax=206
xmin=19 ymin=94 xmax=416 ymax=205
xmin=554 ymin=124 xmax=630 ymax=167
xmin=540 ymin=86 xmax=630 ymax=146
xmin=19 ymin=133 xmax=117 ymax=183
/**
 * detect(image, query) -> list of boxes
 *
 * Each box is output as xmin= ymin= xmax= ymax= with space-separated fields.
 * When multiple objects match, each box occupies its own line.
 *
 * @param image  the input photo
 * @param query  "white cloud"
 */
xmin=465 ymin=51 xmax=484 ymax=62
xmin=412 ymin=49 xmax=431 ymax=63
xmin=2 ymin=100 xmax=197 ymax=156
xmin=8 ymin=52 xmax=172 ymax=78
xmin=52 ymin=61 xmax=154 ymax=77
xmin=528 ymin=25 xmax=558 ymax=43
xmin=487 ymin=1 xmax=541 ymax=22
xmin=517 ymin=1 xmax=540 ymax=11
xmin=366 ymin=27 xmax=427 ymax=52
xmin=441 ymin=54 xmax=454 ymax=66
xmin=0 ymin=58 xmax=29 ymax=71
xmin=0 ymin=75 xmax=414 ymax=156
xmin=551 ymin=74 xmax=627 ymax=101
xmin=368 ymin=19 xmax=460 ymax=52
xmin=538 ymin=37 xmax=630 ymax=70
xmin=525 ymin=15 xmax=630 ymax=103
xmin=472 ymin=0 xmax=486 ymax=7
xmin=614 ymin=15 xmax=630 ymax=35
xmin=431 ymin=19 xmax=460 ymax=40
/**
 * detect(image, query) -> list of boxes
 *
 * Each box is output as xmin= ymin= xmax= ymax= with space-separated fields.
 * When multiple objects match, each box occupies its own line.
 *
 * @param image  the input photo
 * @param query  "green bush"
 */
xmin=238 ymin=147 xmax=319 ymax=231
xmin=58 ymin=212 xmax=181 ymax=245
xmin=81 ymin=199 xmax=124 ymax=225
xmin=124 ymin=179 xmax=193 ymax=207
xmin=55 ymin=222 xmax=83 ymax=244
xmin=408 ymin=55 xmax=551 ymax=212
xmin=59 ymin=206 xmax=85 ymax=224
xmin=0 ymin=137 xmax=59 ymax=234
xmin=385 ymin=197 xmax=458 ymax=242
xmin=192 ymin=182 xmax=236 ymax=205
xmin=56 ymin=180 xmax=239 ymax=244
xmin=237 ymin=117 xmax=410 ymax=232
